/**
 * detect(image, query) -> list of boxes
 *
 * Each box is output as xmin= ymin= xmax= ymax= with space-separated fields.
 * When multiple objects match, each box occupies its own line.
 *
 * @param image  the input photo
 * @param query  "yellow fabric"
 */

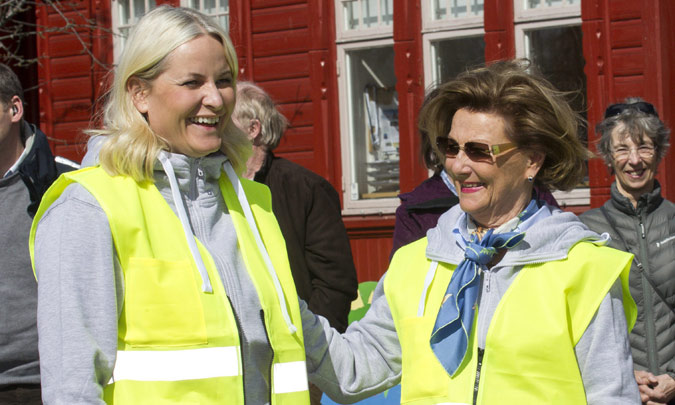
xmin=385 ymin=238 xmax=635 ymax=405
xmin=30 ymin=166 xmax=309 ymax=405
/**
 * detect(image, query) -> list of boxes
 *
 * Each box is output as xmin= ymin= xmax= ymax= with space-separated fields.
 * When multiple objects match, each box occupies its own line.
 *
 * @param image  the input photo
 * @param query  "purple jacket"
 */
xmin=390 ymin=172 xmax=458 ymax=259
xmin=390 ymin=173 xmax=559 ymax=260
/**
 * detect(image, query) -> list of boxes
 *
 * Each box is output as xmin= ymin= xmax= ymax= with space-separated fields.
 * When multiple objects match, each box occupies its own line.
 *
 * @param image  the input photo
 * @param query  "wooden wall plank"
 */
xmin=50 ymin=77 xmax=93 ymax=102
xmin=251 ymin=0 xmax=304 ymax=9
xmin=251 ymin=3 xmax=308 ymax=33
xmin=609 ymin=20 xmax=643 ymax=49
xmin=611 ymin=48 xmax=644 ymax=76
xmin=276 ymin=125 xmax=313 ymax=153
xmin=277 ymin=101 xmax=313 ymax=127
xmin=259 ymin=77 xmax=311 ymax=104
xmin=49 ymin=55 xmax=91 ymax=78
xmin=252 ymin=53 xmax=310 ymax=81
xmin=251 ymin=28 xmax=310 ymax=57
xmin=607 ymin=1 xmax=642 ymax=21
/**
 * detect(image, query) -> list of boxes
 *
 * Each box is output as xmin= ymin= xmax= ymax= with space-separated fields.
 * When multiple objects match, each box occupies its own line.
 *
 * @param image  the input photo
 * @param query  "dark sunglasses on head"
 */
xmin=604 ymin=101 xmax=658 ymax=119
xmin=435 ymin=137 xmax=517 ymax=162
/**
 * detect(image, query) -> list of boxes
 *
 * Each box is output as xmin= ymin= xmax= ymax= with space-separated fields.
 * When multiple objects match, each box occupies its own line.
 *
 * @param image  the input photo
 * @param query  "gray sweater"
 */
xmin=34 ymin=153 xmax=274 ymax=404
xmin=302 ymin=203 xmax=640 ymax=404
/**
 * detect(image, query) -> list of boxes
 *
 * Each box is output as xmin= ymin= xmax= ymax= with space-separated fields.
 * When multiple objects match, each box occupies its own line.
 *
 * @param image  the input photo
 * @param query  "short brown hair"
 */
xmin=419 ymin=59 xmax=591 ymax=191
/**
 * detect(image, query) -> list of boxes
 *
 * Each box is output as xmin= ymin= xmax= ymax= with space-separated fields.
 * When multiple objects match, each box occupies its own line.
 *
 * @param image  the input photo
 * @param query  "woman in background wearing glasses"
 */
xmin=581 ymin=98 xmax=675 ymax=405
xmin=302 ymin=60 xmax=640 ymax=404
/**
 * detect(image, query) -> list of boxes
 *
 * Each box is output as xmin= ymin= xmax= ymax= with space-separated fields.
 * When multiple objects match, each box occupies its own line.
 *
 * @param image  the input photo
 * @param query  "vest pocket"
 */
xmin=123 ymin=257 xmax=208 ymax=347
xmin=399 ymin=317 xmax=448 ymax=402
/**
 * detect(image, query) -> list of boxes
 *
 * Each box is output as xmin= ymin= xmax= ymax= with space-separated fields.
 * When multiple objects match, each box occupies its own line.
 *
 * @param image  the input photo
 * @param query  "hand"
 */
xmin=634 ymin=370 xmax=675 ymax=404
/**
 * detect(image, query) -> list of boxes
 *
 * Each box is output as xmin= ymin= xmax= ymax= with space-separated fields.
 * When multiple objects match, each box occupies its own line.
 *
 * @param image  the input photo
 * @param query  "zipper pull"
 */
xmin=639 ymin=216 xmax=645 ymax=239
xmin=484 ymin=270 xmax=490 ymax=293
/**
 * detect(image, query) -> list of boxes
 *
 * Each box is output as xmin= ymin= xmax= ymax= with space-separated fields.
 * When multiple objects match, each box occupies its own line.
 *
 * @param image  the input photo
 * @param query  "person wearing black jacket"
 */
xmin=0 ymin=63 xmax=77 ymax=404
xmin=581 ymin=98 xmax=675 ymax=405
xmin=232 ymin=81 xmax=358 ymax=404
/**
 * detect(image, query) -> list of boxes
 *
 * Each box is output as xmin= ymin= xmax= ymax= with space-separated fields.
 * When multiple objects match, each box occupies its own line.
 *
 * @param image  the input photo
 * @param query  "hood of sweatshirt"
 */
xmin=426 ymin=201 xmax=607 ymax=268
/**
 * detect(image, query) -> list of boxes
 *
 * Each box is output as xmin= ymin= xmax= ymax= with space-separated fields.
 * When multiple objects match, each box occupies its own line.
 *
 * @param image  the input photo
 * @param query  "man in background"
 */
xmin=0 ymin=63 xmax=77 ymax=404
xmin=233 ymin=81 xmax=358 ymax=404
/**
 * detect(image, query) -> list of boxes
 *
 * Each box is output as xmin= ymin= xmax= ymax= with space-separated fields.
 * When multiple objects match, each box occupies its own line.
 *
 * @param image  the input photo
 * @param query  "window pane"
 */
xmin=432 ymin=0 xmax=483 ymax=21
xmin=346 ymin=46 xmax=399 ymax=200
xmin=119 ymin=0 xmax=130 ymax=25
xmin=527 ymin=0 xmax=567 ymax=9
xmin=191 ymin=0 xmax=200 ymax=10
xmin=470 ymin=0 xmax=484 ymax=16
xmin=434 ymin=0 xmax=447 ymax=20
xmin=450 ymin=0 xmax=467 ymax=18
xmin=381 ymin=0 xmax=394 ymax=26
xmin=133 ymin=0 xmax=146 ymax=20
xmin=204 ymin=0 xmax=215 ymax=14
xmin=432 ymin=35 xmax=485 ymax=84
xmin=526 ymin=24 xmax=588 ymax=179
xmin=345 ymin=1 xmax=359 ymax=30
xmin=362 ymin=0 xmax=378 ymax=28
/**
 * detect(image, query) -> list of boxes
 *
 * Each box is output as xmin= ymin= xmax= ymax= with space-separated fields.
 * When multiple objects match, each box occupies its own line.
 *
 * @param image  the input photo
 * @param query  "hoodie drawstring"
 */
xmin=418 ymin=261 xmax=439 ymax=317
xmin=157 ymin=152 xmax=214 ymax=293
xmin=223 ymin=161 xmax=297 ymax=335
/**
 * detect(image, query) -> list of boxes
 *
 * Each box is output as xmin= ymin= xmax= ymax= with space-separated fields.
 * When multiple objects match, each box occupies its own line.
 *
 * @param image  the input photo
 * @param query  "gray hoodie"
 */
xmin=303 ymin=203 xmax=640 ymax=404
xmin=34 ymin=152 xmax=275 ymax=404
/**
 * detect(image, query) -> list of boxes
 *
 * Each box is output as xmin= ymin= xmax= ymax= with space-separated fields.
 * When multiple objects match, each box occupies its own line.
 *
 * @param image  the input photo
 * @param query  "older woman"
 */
xmin=580 ymin=98 xmax=674 ymax=405
xmin=302 ymin=60 xmax=640 ymax=404
xmin=29 ymin=6 xmax=309 ymax=404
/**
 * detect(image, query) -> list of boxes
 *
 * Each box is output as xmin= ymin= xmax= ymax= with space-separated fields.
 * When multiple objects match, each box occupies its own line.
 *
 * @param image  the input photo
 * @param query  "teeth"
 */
xmin=190 ymin=116 xmax=219 ymax=125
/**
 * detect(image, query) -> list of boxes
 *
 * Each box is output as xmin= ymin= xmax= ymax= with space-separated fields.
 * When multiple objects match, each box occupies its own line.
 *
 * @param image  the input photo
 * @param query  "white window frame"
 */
xmin=337 ymin=38 xmax=400 ymax=215
xmin=513 ymin=0 xmax=580 ymax=23
xmin=515 ymin=15 xmax=589 ymax=206
xmin=335 ymin=0 xmax=394 ymax=43
xmin=111 ymin=0 xmax=156 ymax=60
xmin=111 ymin=0 xmax=230 ymax=61
xmin=422 ymin=27 xmax=485 ymax=89
xmin=184 ymin=0 xmax=230 ymax=32
xmin=421 ymin=0 xmax=484 ymax=33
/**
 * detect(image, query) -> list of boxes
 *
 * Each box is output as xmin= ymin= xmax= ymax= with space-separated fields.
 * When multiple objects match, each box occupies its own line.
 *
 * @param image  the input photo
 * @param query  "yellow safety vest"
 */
xmin=385 ymin=238 xmax=636 ymax=405
xmin=30 ymin=166 xmax=309 ymax=405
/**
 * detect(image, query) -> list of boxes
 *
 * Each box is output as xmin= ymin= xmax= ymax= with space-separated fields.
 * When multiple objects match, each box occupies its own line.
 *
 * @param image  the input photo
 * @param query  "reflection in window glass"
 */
xmin=119 ymin=0 xmax=130 ymax=25
xmin=117 ymin=0 xmax=155 ymax=48
xmin=432 ymin=35 xmax=485 ymax=84
xmin=526 ymin=0 xmax=578 ymax=10
xmin=433 ymin=0 xmax=484 ymax=21
xmin=346 ymin=46 xmax=399 ymax=200
xmin=526 ymin=24 xmax=588 ymax=180
xmin=190 ymin=0 xmax=229 ymax=31
xmin=133 ymin=0 xmax=146 ymax=21
xmin=362 ymin=0 xmax=378 ymax=28
xmin=344 ymin=0 xmax=393 ymax=31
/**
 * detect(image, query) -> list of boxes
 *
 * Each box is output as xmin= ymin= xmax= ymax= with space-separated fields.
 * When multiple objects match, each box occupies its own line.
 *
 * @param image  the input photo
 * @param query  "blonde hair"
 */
xmin=89 ymin=6 xmax=250 ymax=181
xmin=419 ymin=59 xmax=592 ymax=191
xmin=232 ymin=81 xmax=289 ymax=151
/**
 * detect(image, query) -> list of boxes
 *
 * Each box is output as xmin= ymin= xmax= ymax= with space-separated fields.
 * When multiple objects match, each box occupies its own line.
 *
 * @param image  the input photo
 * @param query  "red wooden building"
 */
xmin=15 ymin=0 xmax=675 ymax=283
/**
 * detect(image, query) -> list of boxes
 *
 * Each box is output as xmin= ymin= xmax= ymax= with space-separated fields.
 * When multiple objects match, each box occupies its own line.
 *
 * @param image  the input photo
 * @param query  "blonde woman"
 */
xmin=30 ymin=6 xmax=309 ymax=404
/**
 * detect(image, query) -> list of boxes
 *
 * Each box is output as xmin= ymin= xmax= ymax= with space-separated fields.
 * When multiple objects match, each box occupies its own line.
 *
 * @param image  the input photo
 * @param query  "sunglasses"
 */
xmin=435 ymin=137 xmax=517 ymax=163
xmin=604 ymin=101 xmax=658 ymax=119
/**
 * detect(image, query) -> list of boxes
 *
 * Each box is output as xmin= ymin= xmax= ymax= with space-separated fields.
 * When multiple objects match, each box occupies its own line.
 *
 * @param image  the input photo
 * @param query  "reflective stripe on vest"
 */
xmin=110 ymin=347 xmax=240 ymax=383
xmin=30 ymin=166 xmax=309 ymax=405
xmin=385 ymin=238 xmax=635 ymax=405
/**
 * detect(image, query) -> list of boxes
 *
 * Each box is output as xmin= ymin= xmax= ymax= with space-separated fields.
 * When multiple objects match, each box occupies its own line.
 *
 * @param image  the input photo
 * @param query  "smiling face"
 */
xmin=609 ymin=125 xmax=658 ymax=204
xmin=443 ymin=108 xmax=544 ymax=228
xmin=130 ymin=34 xmax=235 ymax=158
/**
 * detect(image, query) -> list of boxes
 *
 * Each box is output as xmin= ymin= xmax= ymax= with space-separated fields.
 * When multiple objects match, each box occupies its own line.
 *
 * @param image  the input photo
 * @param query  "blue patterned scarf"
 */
xmin=429 ymin=199 xmax=539 ymax=376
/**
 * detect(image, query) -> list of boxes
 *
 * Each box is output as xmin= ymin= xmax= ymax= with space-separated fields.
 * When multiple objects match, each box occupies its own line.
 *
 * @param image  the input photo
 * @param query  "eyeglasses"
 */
xmin=611 ymin=145 xmax=655 ymax=161
xmin=435 ymin=137 xmax=517 ymax=163
xmin=604 ymin=101 xmax=658 ymax=119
